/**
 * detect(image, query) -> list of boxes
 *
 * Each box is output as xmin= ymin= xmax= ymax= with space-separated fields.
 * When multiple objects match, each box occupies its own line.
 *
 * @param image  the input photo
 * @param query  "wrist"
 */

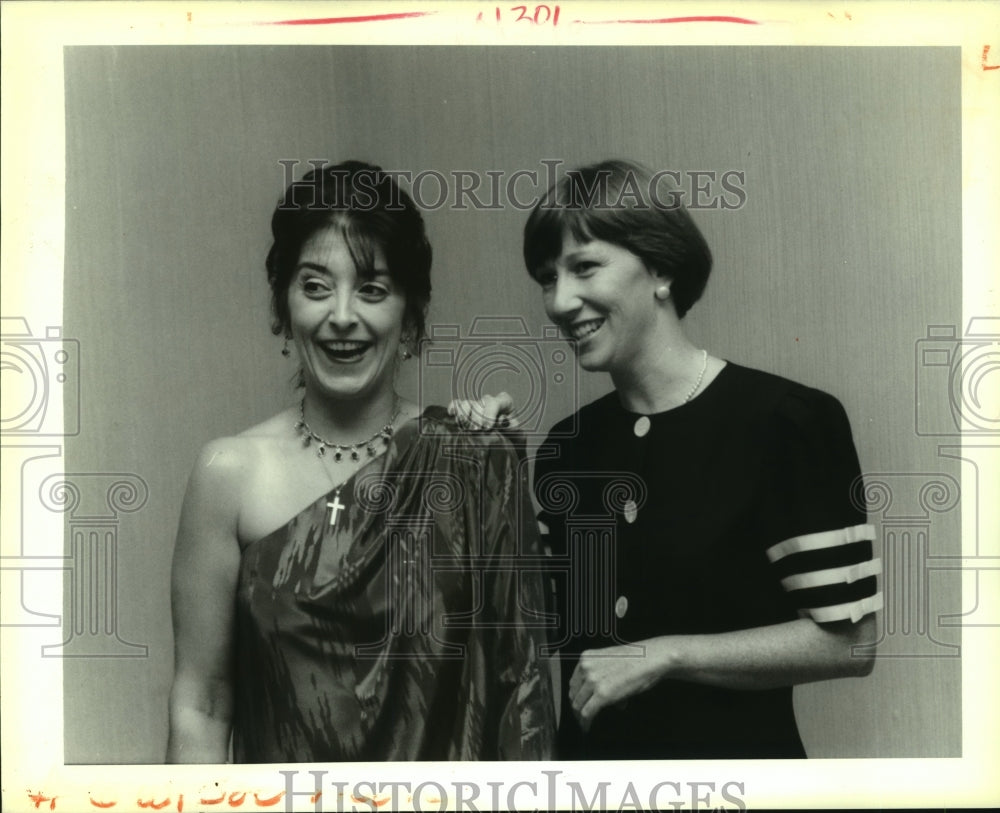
xmin=647 ymin=636 xmax=681 ymax=683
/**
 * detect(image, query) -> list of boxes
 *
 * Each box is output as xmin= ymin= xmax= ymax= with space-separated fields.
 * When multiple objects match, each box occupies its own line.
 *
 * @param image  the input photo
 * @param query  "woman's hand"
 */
xmin=447 ymin=392 xmax=517 ymax=430
xmin=567 ymin=618 xmax=877 ymax=732
xmin=568 ymin=642 xmax=668 ymax=731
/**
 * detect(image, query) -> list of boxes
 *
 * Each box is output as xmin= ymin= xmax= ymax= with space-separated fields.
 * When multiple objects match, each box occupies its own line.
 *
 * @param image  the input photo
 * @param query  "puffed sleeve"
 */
xmin=480 ymin=431 xmax=556 ymax=759
xmin=758 ymin=387 xmax=882 ymax=624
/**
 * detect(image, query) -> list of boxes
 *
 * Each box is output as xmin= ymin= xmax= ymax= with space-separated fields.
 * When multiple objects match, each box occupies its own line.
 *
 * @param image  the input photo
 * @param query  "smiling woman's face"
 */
xmin=287 ymin=224 xmax=407 ymax=403
xmin=534 ymin=233 xmax=662 ymax=375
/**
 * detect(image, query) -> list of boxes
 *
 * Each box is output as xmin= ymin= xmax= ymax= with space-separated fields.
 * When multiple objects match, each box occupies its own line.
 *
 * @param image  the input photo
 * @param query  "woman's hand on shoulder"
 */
xmin=447 ymin=392 xmax=517 ymax=431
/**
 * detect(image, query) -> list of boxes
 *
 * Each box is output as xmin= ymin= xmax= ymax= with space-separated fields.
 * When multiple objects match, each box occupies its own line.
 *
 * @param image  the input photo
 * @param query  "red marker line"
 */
xmin=575 ymin=15 xmax=759 ymax=25
xmin=983 ymin=45 xmax=999 ymax=71
xmin=259 ymin=11 xmax=434 ymax=26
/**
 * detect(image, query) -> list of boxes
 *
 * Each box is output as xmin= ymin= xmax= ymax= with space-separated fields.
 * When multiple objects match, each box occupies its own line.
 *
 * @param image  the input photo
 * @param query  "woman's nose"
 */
xmin=327 ymin=293 xmax=358 ymax=329
xmin=549 ymin=274 xmax=582 ymax=318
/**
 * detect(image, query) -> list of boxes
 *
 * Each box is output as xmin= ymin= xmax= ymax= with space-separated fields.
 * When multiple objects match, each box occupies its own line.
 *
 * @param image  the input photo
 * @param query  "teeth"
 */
xmin=569 ymin=320 xmax=603 ymax=339
xmin=324 ymin=342 xmax=368 ymax=352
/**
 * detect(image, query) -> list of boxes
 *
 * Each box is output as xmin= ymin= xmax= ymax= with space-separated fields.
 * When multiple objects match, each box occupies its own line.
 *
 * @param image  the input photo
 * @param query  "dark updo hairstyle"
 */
xmin=266 ymin=160 xmax=432 ymax=343
xmin=523 ymin=159 xmax=712 ymax=318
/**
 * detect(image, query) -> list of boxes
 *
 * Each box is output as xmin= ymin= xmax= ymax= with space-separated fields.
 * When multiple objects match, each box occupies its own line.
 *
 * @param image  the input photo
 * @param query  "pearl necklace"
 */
xmin=632 ymin=349 xmax=709 ymax=438
xmin=295 ymin=398 xmax=400 ymax=462
xmin=683 ymin=349 xmax=709 ymax=404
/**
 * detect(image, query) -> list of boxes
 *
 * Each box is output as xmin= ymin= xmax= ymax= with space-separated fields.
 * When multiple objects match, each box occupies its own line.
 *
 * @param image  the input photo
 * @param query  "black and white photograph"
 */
xmin=2 ymin=2 xmax=997 ymax=810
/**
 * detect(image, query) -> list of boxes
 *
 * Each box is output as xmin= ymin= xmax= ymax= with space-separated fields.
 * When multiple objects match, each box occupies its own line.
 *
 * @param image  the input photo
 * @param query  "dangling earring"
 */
xmin=281 ymin=336 xmax=291 ymax=357
xmin=399 ymin=337 xmax=412 ymax=361
xmin=654 ymin=284 xmax=671 ymax=301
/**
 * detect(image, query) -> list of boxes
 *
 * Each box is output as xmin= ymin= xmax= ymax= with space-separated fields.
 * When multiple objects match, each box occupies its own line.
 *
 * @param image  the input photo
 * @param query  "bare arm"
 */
xmin=166 ymin=440 xmax=246 ymax=763
xmin=570 ymin=615 xmax=876 ymax=730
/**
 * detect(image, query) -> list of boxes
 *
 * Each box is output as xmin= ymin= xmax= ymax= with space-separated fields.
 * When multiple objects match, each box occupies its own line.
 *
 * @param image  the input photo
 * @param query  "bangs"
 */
xmin=525 ymin=160 xmax=658 ymax=276
xmin=524 ymin=200 xmax=642 ymax=277
xmin=523 ymin=205 xmax=600 ymax=277
xmin=336 ymin=217 xmax=384 ymax=279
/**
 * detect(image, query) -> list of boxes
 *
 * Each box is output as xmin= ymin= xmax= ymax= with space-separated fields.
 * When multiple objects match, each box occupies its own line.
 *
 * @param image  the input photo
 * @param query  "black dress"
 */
xmin=534 ymin=363 xmax=880 ymax=759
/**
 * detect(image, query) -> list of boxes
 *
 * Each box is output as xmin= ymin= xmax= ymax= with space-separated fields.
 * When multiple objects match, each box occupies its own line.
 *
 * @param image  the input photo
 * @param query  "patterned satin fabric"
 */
xmin=232 ymin=407 xmax=555 ymax=762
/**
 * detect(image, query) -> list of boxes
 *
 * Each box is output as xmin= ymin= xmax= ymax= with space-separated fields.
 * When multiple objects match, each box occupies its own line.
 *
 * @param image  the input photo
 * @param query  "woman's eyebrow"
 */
xmin=561 ymin=248 xmax=598 ymax=263
xmin=357 ymin=266 xmax=392 ymax=281
xmin=295 ymin=261 xmax=330 ymax=274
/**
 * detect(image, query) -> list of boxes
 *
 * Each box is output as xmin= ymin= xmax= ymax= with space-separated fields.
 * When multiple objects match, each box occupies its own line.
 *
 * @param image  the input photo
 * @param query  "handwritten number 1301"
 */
xmin=490 ymin=5 xmax=561 ymax=25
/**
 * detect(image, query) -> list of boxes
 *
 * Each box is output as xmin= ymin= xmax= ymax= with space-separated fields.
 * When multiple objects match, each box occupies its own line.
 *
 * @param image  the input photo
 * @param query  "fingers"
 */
xmin=448 ymin=398 xmax=469 ymax=428
xmin=577 ymin=696 xmax=602 ymax=732
xmin=569 ymin=679 xmax=598 ymax=732
xmin=456 ymin=400 xmax=476 ymax=428
xmin=570 ymin=652 xmax=624 ymax=731
xmin=474 ymin=397 xmax=495 ymax=429
xmin=464 ymin=399 xmax=488 ymax=430
xmin=568 ymin=660 xmax=595 ymax=722
xmin=446 ymin=399 xmax=476 ymax=428
xmin=480 ymin=392 xmax=521 ymax=430
xmin=493 ymin=392 xmax=515 ymax=427
xmin=569 ymin=663 xmax=581 ymax=695
xmin=446 ymin=395 xmax=519 ymax=431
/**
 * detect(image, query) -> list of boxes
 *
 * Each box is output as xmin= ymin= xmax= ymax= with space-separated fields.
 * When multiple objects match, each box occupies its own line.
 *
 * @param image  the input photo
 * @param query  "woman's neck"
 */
xmin=300 ymin=387 xmax=399 ymax=446
xmin=610 ymin=323 xmax=706 ymax=414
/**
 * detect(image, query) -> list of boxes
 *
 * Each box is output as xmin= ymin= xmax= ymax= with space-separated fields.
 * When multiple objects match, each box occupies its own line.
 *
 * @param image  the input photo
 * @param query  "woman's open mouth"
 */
xmin=567 ymin=318 xmax=605 ymax=342
xmin=319 ymin=340 xmax=372 ymax=363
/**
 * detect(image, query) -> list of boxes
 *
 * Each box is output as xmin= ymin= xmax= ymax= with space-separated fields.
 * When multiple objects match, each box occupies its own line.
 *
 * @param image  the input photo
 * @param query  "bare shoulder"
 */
xmin=187 ymin=437 xmax=254 ymax=498
xmin=187 ymin=408 xmax=297 ymax=498
xmin=238 ymin=406 xmax=299 ymax=441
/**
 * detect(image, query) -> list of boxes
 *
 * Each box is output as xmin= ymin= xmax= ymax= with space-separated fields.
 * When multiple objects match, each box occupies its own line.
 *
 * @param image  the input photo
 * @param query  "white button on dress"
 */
xmin=615 ymin=595 xmax=629 ymax=619
xmin=624 ymin=499 xmax=638 ymax=524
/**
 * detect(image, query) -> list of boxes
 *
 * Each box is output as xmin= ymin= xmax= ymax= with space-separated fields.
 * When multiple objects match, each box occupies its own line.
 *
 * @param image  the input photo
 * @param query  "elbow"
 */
xmin=167 ymin=673 xmax=235 ymax=763
xmin=839 ymin=613 xmax=877 ymax=678
xmin=846 ymin=647 xmax=875 ymax=677
xmin=813 ymin=614 xmax=877 ymax=679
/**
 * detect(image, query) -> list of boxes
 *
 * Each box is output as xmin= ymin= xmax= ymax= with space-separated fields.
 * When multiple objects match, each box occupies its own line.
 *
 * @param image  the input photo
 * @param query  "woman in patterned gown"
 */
xmin=166 ymin=161 xmax=554 ymax=763
xmin=520 ymin=159 xmax=881 ymax=758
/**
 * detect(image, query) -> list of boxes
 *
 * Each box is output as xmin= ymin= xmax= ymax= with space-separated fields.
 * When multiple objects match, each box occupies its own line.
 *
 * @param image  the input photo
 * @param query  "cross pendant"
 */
xmin=327 ymin=492 xmax=345 ymax=528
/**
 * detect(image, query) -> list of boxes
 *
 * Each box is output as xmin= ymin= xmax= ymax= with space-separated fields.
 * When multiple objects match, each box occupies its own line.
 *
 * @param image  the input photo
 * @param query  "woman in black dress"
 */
xmin=523 ymin=159 xmax=880 ymax=758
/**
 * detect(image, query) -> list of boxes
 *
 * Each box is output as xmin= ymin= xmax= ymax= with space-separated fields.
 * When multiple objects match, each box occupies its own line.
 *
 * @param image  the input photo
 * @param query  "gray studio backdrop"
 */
xmin=61 ymin=46 xmax=962 ymax=762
